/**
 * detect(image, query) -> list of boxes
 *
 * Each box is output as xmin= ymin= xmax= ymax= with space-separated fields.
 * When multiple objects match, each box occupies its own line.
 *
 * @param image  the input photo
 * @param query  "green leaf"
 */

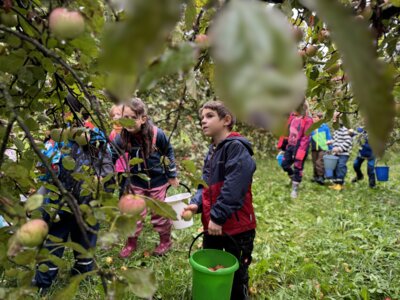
xmin=47 ymin=235 xmax=63 ymax=243
xmin=129 ymin=157 xmax=144 ymax=166
xmin=62 ymin=156 xmax=76 ymax=171
xmin=70 ymin=34 xmax=99 ymax=58
xmin=38 ymin=264 xmax=49 ymax=273
xmin=44 ymin=184 xmax=59 ymax=193
xmin=25 ymin=117 xmax=39 ymax=131
xmin=360 ymin=286 xmax=370 ymax=300
xmin=300 ymin=0 xmax=395 ymax=156
xmin=138 ymin=43 xmax=197 ymax=90
xmin=114 ymin=215 xmax=138 ymax=237
xmin=0 ymin=53 xmax=25 ymax=74
xmin=13 ymin=249 xmax=37 ymax=265
xmin=25 ymin=194 xmax=43 ymax=212
xmin=100 ymin=0 xmax=182 ymax=99
xmin=118 ymin=118 xmax=136 ymax=128
xmin=18 ymin=66 xmax=34 ymax=85
xmin=210 ymin=0 xmax=306 ymax=131
xmin=181 ymin=159 xmax=197 ymax=174
xmin=136 ymin=173 xmax=150 ymax=182
xmin=306 ymin=119 xmax=324 ymax=135
xmin=6 ymin=35 xmax=21 ymax=48
xmin=145 ymin=197 xmax=178 ymax=220
xmin=185 ymin=0 xmax=197 ymax=31
xmin=63 ymin=242 xmax=89 ymax=255
xmin=42 ymin=57 xmax=55 ymax=73
xmin=13 ymin=138 xmax=25 ymax=152
xmin=120 ymin=268 xmax=157 ymax=298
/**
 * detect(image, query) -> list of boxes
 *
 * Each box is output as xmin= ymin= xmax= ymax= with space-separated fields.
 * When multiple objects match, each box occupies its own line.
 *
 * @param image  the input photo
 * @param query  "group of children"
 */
xmin=30 ymin=96 xmax=255 ymax=300
xmin=278 ymin=103 xmax=377 ymax=199
xmin=2 ymin=93 xmax=380 ymax=298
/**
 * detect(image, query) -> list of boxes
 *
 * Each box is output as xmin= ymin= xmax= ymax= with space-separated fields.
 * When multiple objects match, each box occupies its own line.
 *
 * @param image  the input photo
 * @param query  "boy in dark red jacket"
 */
xmin=183 ymin=101 xmax=256 ymax=300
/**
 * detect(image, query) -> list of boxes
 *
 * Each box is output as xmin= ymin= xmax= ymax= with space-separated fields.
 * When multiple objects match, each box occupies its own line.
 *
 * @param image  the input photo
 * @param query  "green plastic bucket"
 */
xmin=189 ymin=232 xmax=239 ymax=300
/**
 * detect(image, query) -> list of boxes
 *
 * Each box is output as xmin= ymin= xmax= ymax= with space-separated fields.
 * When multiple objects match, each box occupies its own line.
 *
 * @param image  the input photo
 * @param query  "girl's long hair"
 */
xmin=120 ymin=98 xmax=154 ymax=159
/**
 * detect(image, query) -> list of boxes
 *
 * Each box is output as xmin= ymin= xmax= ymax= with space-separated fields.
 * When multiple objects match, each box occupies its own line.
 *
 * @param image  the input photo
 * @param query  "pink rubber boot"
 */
xmin=153 ymin=234 xmax=172 ymax=256
xmin=119 ymin=237 xmax=138 ymax=258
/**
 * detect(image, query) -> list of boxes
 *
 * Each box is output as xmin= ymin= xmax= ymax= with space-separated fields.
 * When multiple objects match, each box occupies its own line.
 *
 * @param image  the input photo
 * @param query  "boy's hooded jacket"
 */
xmin=191 ymin=132 xmax=256 ymax=235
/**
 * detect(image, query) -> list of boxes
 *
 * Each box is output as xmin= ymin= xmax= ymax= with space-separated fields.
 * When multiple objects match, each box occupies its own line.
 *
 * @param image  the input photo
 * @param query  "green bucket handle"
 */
xmin=188 ymin=230 xmax=240 ymax=259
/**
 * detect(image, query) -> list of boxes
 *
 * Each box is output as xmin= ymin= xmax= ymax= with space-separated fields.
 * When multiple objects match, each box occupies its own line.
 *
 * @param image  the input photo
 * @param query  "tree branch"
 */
xmin=0 ymin=116 xmax=16 ymax=169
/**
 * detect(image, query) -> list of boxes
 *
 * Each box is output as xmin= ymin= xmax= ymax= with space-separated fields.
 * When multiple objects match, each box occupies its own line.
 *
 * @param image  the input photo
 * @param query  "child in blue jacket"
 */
xmin=34 ymin=95 xmax=114 ymax=292
xmin=352 ymin=127 xmax=376 ymax=188
xmin=310 ymin=112 xmax=332 ymax=185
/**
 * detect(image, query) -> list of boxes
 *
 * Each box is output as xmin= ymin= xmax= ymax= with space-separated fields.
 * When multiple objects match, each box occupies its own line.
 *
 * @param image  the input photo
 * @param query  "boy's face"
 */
xmin=122 ymin=106 xmax=147 ymax=133
xmin=200 ymin=108 xmax=230 ymax=137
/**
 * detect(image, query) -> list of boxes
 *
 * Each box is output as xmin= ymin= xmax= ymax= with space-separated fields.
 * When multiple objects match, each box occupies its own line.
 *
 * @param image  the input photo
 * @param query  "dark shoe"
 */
xmin=119 ymin=237 xmax=138 ymax=258
xmin=38 ymin=287 xmax=50 ymax=296
xmin=352 ymin=176 xmax=364 ymax=183
xmin=316 ymin=177 xmax=325 ymax=185
xmin=153 ymin=234 xmax=172 ymax=256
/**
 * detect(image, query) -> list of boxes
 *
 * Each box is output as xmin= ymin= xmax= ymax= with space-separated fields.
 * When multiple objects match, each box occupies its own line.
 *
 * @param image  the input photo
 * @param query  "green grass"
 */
xmin=38 ymin=157 xmax=400 ymax=299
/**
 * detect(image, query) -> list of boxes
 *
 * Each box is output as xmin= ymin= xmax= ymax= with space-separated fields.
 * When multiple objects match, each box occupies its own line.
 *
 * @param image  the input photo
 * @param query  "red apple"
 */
xmin=195 ymin=34 xmax=210 ymax=49
xmin=305 ymin=45 xmax=318 ymax=57
xmin=119 ymin=194 xmax=146 ymax=216
xmin=182 ymin=210 xmax=193 ymax=221
xmin=49 ymin=8 xmax=85 ymax=39
xmin=16 ymin=219 xmax=48 ymax=247
xmin=318 ymin=29 xmax=330 ymax=43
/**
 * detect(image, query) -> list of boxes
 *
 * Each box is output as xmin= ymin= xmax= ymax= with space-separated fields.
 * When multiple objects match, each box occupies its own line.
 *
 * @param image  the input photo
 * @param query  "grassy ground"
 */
xmin=38 ymin=157 xmax=400 ymax=299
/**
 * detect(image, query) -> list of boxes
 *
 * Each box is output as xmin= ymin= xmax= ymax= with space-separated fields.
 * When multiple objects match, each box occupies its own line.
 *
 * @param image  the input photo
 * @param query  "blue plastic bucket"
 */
xmin=276 ymin=153 xmax=284 ymax=167
xmin=324 ymin=155 xmax=339 ymax=171
xmin=375 ymin=166 xmax=389 ymax=182
xmin=325 ymin=169 xmax=334 ymax=179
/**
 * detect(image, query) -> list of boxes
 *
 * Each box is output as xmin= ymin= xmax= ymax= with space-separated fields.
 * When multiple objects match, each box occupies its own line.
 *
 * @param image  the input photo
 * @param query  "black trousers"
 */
xmin=203 ymin=229 xmax=256 ymax=300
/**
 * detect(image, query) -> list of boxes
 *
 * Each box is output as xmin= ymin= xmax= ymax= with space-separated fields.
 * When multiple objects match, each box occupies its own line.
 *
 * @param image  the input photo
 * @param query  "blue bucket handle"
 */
xmin=188 ymin=230 xmax=240 ymax=259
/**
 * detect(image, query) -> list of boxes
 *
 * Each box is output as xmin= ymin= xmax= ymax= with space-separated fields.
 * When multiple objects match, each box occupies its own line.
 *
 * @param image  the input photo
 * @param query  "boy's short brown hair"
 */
xmin=199 ymin=100 xmax=236 ymax=130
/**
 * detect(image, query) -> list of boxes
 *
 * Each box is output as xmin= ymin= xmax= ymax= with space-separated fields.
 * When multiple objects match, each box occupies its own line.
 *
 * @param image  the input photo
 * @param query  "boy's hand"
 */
xmin=168 ymin=178 xmax=180 ymax=187
xmin=181 ymin=204 xmax=199 ymax=218
xmin=332 ymin=147 xmax=341 ymax=154
xmin=182 ymin=204 xmax=198 ymax=216
xmin=208 ymin=220 xmax=222 ymax=236
xmin=326 ymin=140 xmax=333 ymax=145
